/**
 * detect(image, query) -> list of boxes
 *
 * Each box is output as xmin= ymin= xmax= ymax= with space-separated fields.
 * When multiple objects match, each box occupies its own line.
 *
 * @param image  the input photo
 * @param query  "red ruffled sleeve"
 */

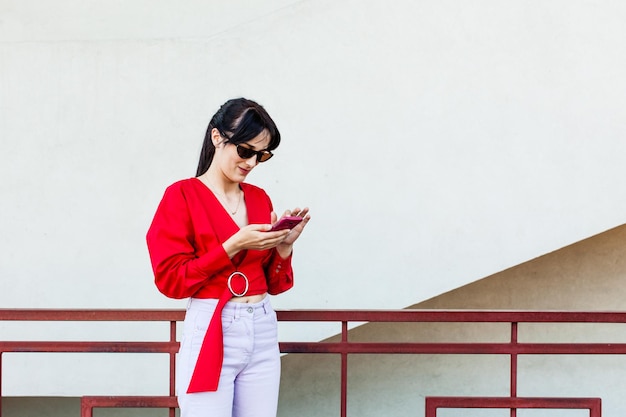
xmin=146 ymin=182 xmax=232 ymax=299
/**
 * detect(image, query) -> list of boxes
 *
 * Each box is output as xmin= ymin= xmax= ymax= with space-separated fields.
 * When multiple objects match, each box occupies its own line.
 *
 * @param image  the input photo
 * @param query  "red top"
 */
xmin=146 ymin=178 xmax=293 ymax=300
xmin=146 ymin=178 xmax=294 ymax=393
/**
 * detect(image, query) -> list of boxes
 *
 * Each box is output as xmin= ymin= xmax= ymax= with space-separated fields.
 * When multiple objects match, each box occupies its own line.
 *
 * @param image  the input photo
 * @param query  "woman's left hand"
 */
xmin=275 ymin=207 xmax=311 ymax=258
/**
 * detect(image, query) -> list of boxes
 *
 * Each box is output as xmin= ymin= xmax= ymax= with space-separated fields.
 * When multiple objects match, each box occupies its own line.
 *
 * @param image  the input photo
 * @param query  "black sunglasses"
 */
xmin=233 ymin=143 xmax=274 ymax=163
xmin=219 ymin=130 xmax=273 ymax=163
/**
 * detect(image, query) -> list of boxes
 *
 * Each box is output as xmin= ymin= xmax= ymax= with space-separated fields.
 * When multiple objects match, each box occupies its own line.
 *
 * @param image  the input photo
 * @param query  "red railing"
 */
xmin=2 ymin=309 xmax=626 ymax=417
xmin=0 ymin=309 xmax=183 ymax=417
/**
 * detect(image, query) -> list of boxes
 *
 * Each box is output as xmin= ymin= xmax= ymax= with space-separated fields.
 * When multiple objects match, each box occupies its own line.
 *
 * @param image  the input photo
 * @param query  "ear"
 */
xmin=211 ymin=128 xmax=222 ymax=147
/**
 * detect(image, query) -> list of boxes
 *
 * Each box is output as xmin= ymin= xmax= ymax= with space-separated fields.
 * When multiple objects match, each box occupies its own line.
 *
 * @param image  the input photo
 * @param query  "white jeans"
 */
xmin=176 ymin=296 xmax=281 ymax=417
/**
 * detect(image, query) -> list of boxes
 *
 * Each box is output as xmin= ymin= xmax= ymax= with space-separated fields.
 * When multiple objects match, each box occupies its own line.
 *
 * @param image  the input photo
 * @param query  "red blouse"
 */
xmin=146 ymin=178 xmax=293 ymax=300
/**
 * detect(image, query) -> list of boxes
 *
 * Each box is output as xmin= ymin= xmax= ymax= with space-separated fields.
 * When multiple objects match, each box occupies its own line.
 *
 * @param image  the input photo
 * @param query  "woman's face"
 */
xmin=213 ymin=128 xmax=271 ymax=183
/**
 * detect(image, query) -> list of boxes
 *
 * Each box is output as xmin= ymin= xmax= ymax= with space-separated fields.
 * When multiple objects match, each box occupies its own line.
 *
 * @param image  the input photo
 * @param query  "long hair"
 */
xmin=195 ymin=98 xmax=281 ymax=176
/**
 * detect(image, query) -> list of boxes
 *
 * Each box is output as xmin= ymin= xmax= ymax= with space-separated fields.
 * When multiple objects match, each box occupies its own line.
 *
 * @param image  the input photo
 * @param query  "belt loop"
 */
xmin=262 ymin=297 xmax=269 ymax=315
xmin=233 ymin=303 xmax=240 ymax=320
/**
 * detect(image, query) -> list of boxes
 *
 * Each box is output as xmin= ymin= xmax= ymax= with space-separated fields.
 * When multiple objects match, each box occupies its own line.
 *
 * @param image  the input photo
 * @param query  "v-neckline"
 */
xmin=193 ymin=177 xmax=245 ymax=228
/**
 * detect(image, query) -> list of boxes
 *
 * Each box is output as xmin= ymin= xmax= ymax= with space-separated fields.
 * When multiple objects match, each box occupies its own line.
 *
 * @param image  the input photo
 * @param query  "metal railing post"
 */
xmin=510 ymin=322 xmax=518 ymax=417
xmin=341 ymin=320 xmax=348 ymax=417
xmin=1 ymin=352 xmax=3 ymax=417
xmin=169 ymin=320 xmax=177 ymax=417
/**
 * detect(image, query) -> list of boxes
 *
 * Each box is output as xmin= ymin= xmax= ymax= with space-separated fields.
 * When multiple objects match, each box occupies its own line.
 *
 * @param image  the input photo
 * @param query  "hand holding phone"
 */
xmin=270 ymin=215 xmax=303 ymax=231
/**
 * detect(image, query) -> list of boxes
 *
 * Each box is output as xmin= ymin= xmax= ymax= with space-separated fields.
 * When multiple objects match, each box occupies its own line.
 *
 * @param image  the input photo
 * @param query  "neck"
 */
xmin=199 ymin=171 xmax=240 ymax=195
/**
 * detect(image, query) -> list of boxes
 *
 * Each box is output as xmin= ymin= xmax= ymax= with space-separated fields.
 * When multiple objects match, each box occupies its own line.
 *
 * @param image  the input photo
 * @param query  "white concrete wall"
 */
xmin=2 ymin=0 xmax=626 ymax=396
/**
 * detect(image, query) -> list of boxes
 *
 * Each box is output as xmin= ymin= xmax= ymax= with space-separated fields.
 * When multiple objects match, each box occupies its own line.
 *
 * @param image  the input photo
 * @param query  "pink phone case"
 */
xmin=270 ymin=216 xmax=303 ymax=231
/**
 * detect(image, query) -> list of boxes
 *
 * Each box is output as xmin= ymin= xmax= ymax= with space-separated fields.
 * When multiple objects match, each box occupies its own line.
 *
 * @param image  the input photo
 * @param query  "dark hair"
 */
xmin=196 ymin=98 xmax=281 ymax=176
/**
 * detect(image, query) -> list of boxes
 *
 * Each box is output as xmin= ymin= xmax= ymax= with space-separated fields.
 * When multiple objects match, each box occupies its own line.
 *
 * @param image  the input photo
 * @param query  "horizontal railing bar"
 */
xmin=516 ymin=343 xmax=626 ymax=354
xmin=0 ymin=310 xmax=185 ymax=321
xmin=279 ymin=342 xmax=626 ymax=354
xmin=3 ymin=341 xmax=625 ymax=355
xmin=426 ymin=396 xmax=601 ymax=408
xmin=277 ymin=310 xmax=626 ymax=323
xmin=4 ymin=309 xmax=626 ymax=323
xmin=0 ymin=341 xmax=179 ymax=353
xmin=82 ymin=396 xmax=178 ymax=408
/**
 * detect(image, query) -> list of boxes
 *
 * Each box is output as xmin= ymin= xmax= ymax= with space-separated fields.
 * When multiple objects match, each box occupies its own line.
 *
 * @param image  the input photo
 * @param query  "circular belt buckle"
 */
xmin=227 ymin=271 xmax=249 ymax=297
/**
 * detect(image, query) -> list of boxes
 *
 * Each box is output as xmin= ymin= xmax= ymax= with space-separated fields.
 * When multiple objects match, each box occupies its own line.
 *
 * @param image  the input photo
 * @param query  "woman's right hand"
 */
xmin=222 ymin=224 xmax=290 ymax=258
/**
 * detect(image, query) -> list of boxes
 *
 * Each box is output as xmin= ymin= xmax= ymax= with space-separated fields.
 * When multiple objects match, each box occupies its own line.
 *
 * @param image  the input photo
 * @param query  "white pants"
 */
xmin=176 ymin=296 xmax=281 ymax=417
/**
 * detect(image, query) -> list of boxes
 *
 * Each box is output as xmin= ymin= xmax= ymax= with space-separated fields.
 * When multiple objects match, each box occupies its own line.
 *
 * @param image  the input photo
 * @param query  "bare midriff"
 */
xmin=229 ymin=293 xmax=267 ymax=304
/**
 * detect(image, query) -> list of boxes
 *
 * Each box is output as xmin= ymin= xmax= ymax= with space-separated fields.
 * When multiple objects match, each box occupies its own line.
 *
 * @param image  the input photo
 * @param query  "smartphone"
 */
xmin=270 ymin=216 xmax=303 ymax=231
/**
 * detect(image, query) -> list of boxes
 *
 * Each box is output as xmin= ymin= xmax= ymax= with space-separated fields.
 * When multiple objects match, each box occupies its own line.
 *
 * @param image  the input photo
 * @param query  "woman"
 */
xmin=146 ymin=97 xmax=310 ymax=417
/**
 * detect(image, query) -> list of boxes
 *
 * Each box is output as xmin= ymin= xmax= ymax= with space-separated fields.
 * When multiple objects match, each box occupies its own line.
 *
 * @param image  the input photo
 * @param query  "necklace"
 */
xmin=225 ymin=191 xmax=242 ymax=215
xmin=212 ymin=186 xmax=243 ymax=215
xmin=202 ymin=177 xmax=243 ymax=215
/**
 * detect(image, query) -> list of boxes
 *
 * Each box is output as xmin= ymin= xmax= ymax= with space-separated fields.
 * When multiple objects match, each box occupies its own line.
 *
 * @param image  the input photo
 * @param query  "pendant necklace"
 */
xmin=213 ymin=186 xmax=242 ymax=215
xmin=204 ymin=177 xmax=242 ymax=215
xmin=225 ymin=191 xmax=242 ymax=215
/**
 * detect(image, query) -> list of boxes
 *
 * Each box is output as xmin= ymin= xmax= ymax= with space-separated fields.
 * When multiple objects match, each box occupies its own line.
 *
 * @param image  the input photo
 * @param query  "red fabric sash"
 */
xmin=186 ymin=286 xmax=233 ymax=393
xmin=187 ymin=256 xmax=249 ymax=393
